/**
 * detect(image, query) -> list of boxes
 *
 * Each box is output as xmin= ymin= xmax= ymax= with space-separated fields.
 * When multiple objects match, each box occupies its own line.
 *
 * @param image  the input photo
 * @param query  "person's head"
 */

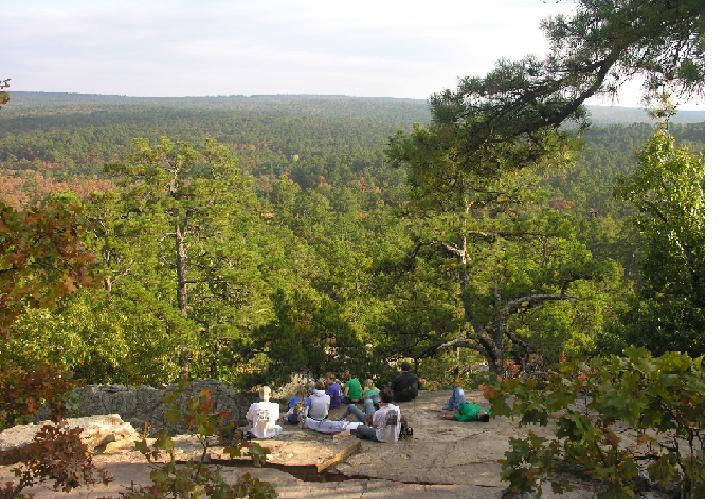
xmin=380 ymin=387 xmax=394 ymax=404
xmin=296 ymin=384 xmax=308 ymax=398
xmin=400 ymin=362 xmax=411 ymax=372
xmin=259 ymin=386 xmax=271 ymax=402
xmin=314 ymin=380 xmax=325 ymax=391
xmin=326 ymin=372 xmax=335 ymax=382
xmin=342 ymin=370 xmax=351 ymax=380
xmin=364 ymin=379 xmax=375 ymax=390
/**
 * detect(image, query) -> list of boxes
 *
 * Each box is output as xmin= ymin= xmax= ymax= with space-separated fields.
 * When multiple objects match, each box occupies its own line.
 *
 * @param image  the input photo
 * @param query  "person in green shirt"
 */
xmin=441 ymin=402 xmax=491 ymax=422
xmin=343 ymin=371 xmax=363 ymax=403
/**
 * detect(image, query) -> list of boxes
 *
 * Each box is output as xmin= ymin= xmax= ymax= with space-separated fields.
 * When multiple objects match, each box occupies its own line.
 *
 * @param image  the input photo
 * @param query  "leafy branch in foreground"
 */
xmin=124 ymin=384 xmax=276 ymax=499
xmin=484 ymin=347 xmax=704 ymax=498
xmin=0 ymin=421 xmax=112 ymax=499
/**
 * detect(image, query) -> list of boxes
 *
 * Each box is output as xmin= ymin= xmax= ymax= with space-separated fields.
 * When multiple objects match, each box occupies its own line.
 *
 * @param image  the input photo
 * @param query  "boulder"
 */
xmin=0 ymin=414 xmax=139 ymax=465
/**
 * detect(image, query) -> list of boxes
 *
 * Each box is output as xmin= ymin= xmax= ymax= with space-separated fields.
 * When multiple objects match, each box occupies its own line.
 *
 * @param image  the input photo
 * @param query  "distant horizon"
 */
xmin=2 ymin=0 xmax=705 ymax=112
xmin=5 ymin=89 xmax=707 ymax=112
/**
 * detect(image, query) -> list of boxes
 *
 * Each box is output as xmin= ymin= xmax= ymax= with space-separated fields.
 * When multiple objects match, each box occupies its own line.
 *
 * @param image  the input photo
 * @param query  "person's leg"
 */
xmin=363 ymin=398 xmax=376 ymax=417
xmin=444 ymin=387 xmax=465 ymax=410
xmin=342 ymin=403 xmax=364 ymax=421
xmin=355 ymin=424 xmax=379 ymax=442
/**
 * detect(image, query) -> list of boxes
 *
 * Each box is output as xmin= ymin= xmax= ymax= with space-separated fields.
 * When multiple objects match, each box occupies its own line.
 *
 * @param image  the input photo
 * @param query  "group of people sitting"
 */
xmin=244 ymin=363 xmax=419 ymax=444
xmin=244 ymin=363 xmax=489 ymax=444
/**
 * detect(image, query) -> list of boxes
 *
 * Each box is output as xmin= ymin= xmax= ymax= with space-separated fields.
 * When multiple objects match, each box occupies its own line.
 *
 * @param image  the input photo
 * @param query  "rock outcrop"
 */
xmin=37 ymin=380 xmax=275 ymax=435
xmin=0 ymin=414 xmax=138 ymax=465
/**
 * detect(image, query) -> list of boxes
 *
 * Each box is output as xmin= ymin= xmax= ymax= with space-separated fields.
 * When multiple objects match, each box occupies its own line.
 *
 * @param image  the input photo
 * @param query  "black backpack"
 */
xmin=399 ymin=419 xmax=413 ymax=440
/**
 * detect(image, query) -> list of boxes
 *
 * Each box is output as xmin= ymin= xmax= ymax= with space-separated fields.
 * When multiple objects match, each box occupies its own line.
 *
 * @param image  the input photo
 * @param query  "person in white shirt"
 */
xmin=355 ymin=387 xmax=401 ymax=443
xmin=245 ymin=386 xmax=282 ymax=439
xmin=303 ymin=381 xmax=331 ymax=431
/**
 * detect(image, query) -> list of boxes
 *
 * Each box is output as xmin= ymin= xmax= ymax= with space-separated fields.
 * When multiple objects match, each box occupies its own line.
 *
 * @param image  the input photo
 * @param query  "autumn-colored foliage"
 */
xmin=0 ymin=361 xmax=73 ymax=428
xmin=0 ymin=169 xmax=115 ymax=210
xmin=0 ymin=195 xmax=99 ymax=335
xmin=0 ymin=421 xmax=111 ymax=499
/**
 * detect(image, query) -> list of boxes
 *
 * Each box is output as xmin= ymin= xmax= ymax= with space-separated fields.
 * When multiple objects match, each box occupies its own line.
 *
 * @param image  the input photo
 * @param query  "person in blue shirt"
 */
xmin=284 ymin=384 xmax=309 ymax=424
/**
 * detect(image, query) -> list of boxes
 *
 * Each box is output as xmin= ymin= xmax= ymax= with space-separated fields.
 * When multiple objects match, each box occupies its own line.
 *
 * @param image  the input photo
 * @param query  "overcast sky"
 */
xmin=1 ymin=0 xmax=705 ymax=109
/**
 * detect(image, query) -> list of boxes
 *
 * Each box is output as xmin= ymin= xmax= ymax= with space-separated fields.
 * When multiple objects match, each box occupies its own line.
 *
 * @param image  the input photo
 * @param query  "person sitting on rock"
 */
xmin=304 ymin=380 xmax=331 ymax=423
xmin=354 ymin=388 xmax=401 ymax=443
xmin=284 ymin=384 xmax=308 ymax=424
xmin=363 ymin=378 xmax=380 ymax=416
xmin=341 ymin=378 xmax=380 ymax=421
xmin=245 ymin=386 xmax=283 ymax=439
xmin=325 ymin=372 xmax=343 ymax=410
xmin=392 ymin=362 xmax=419 ymax=403
xmin=343 ymin=370 xmax=363 ymax=405
xmin=443 ymin=367 xmax=466 ymax=411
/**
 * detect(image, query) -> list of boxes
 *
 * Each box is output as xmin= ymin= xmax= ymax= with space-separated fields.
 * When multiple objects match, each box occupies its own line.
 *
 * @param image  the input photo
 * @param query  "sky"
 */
xmin=1 ymin=0 xmax=705 ymax=109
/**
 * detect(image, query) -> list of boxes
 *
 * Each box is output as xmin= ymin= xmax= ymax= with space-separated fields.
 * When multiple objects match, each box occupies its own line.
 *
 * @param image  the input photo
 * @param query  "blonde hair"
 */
xmin=296 ymin=384 xmax=308 ymax=397
xmin=364 ymin=379 xmax=375 ymax=390
xmin=260 ymin=386 xmax=272 ymax=402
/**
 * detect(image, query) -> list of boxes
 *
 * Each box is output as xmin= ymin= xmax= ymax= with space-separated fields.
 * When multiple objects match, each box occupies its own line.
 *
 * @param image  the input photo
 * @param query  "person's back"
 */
xmin=325 ymin=374 xmax=342 ymax=409
xmin=344 ymin=372 xmax=363 ymax=403
xmin=245 ymin=386 xmax=282 ymax=439
xmin=306 ymin=385 xmax=331 ymax=421
xmin=373 ymin=402 xmax=401 ymax=443
xmin=355 ymin=387 xmax=402 ymax=443
xmin=392 ymin=363 xmax=419 ymax=402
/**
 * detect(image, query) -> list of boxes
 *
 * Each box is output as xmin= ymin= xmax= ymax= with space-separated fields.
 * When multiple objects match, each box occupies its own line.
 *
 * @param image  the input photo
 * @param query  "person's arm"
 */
xmin=246 ymin=404 xmax=256 ymax=423
xmin=344 ymin=385 xmax=350 ymax=397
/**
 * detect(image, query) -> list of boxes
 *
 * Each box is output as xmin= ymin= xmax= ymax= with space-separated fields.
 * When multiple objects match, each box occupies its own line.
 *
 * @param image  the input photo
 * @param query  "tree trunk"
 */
xmin=175 ymin=215 xmax=189 ymax=379
xmin=175 ymin=219 xmax=188 ymax=317
xmin=455 ymin=231 xmax=501 ymax=374
xmin=103 ymin=246 xmax=113 ymax=304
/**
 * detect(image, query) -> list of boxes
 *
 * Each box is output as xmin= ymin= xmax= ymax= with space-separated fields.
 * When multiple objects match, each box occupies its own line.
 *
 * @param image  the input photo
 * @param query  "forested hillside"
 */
xmin=0 ymin=0 xmax=706 ymax=495
xmin=0 ymin=92 xmax=704 ymax=386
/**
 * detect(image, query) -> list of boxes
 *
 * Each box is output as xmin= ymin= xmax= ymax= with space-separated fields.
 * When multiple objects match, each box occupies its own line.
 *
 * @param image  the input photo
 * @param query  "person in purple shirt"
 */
xmin=325 ymin=372 xmax=342 ymax=410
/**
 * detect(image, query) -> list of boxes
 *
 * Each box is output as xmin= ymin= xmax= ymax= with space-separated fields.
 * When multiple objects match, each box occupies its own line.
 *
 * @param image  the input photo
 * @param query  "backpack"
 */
xmin=398 ymin=418 xmax=413 ymax=440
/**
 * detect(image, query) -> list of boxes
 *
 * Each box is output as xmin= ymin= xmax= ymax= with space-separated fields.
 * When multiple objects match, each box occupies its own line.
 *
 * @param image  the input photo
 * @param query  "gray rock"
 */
xmin=44 ymin=380 xmax=283 ymax=435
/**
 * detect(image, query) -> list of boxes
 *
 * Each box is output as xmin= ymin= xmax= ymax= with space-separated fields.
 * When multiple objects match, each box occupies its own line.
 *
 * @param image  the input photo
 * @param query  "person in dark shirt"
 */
xmin=325 ymin=372 xmax=343 ymax=410
xmin=392 ymin=363 xmax=419 ymax=402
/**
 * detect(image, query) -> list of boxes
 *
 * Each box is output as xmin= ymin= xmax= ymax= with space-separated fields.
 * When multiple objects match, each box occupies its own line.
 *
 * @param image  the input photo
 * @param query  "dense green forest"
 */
xmin=0 ymin=92 xmax=704 ymax=386
xmin=0 ymin=0 xmax=705 ymax=496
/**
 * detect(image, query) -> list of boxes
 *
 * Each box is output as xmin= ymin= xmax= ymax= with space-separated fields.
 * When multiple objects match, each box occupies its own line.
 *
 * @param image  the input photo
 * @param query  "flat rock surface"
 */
xmin=0 ymin=390 xmax=597 ymax=498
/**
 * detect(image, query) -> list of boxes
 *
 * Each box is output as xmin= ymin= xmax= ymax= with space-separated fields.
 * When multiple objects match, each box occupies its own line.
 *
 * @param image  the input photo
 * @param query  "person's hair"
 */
xmin=342 ymin=370 xmax=351 ymax=380
xmin=400 ymin=362 xmax=411 ymax=372
xmin=296 ymin=384 xmax=308 ymax=397
xmin=451 ymin=366 xmax=460 ymax=377
xmin=380 ymin=387 xmax=394 ymax=404
xmin=325 ymin=372 xmax=335 ymax=381
xmin=314 ymin=380 xmax=325 ymax=391
xmin=364 ymin=379 xmax=375 ymax=390
xmin=260 ymin=386 xmax=272 ymax=402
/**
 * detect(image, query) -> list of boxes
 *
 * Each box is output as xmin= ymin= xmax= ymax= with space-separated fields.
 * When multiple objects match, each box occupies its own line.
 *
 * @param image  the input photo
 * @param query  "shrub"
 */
xmin=485 ymin=347 xmax=704 ymax=498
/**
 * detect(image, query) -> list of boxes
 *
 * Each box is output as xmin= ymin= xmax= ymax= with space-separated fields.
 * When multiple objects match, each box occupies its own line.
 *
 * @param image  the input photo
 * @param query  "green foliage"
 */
xmin=485 ymin=348 xmax=704 ymax=497
xmin=610 ymin=129 xmax=704 ymax=355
